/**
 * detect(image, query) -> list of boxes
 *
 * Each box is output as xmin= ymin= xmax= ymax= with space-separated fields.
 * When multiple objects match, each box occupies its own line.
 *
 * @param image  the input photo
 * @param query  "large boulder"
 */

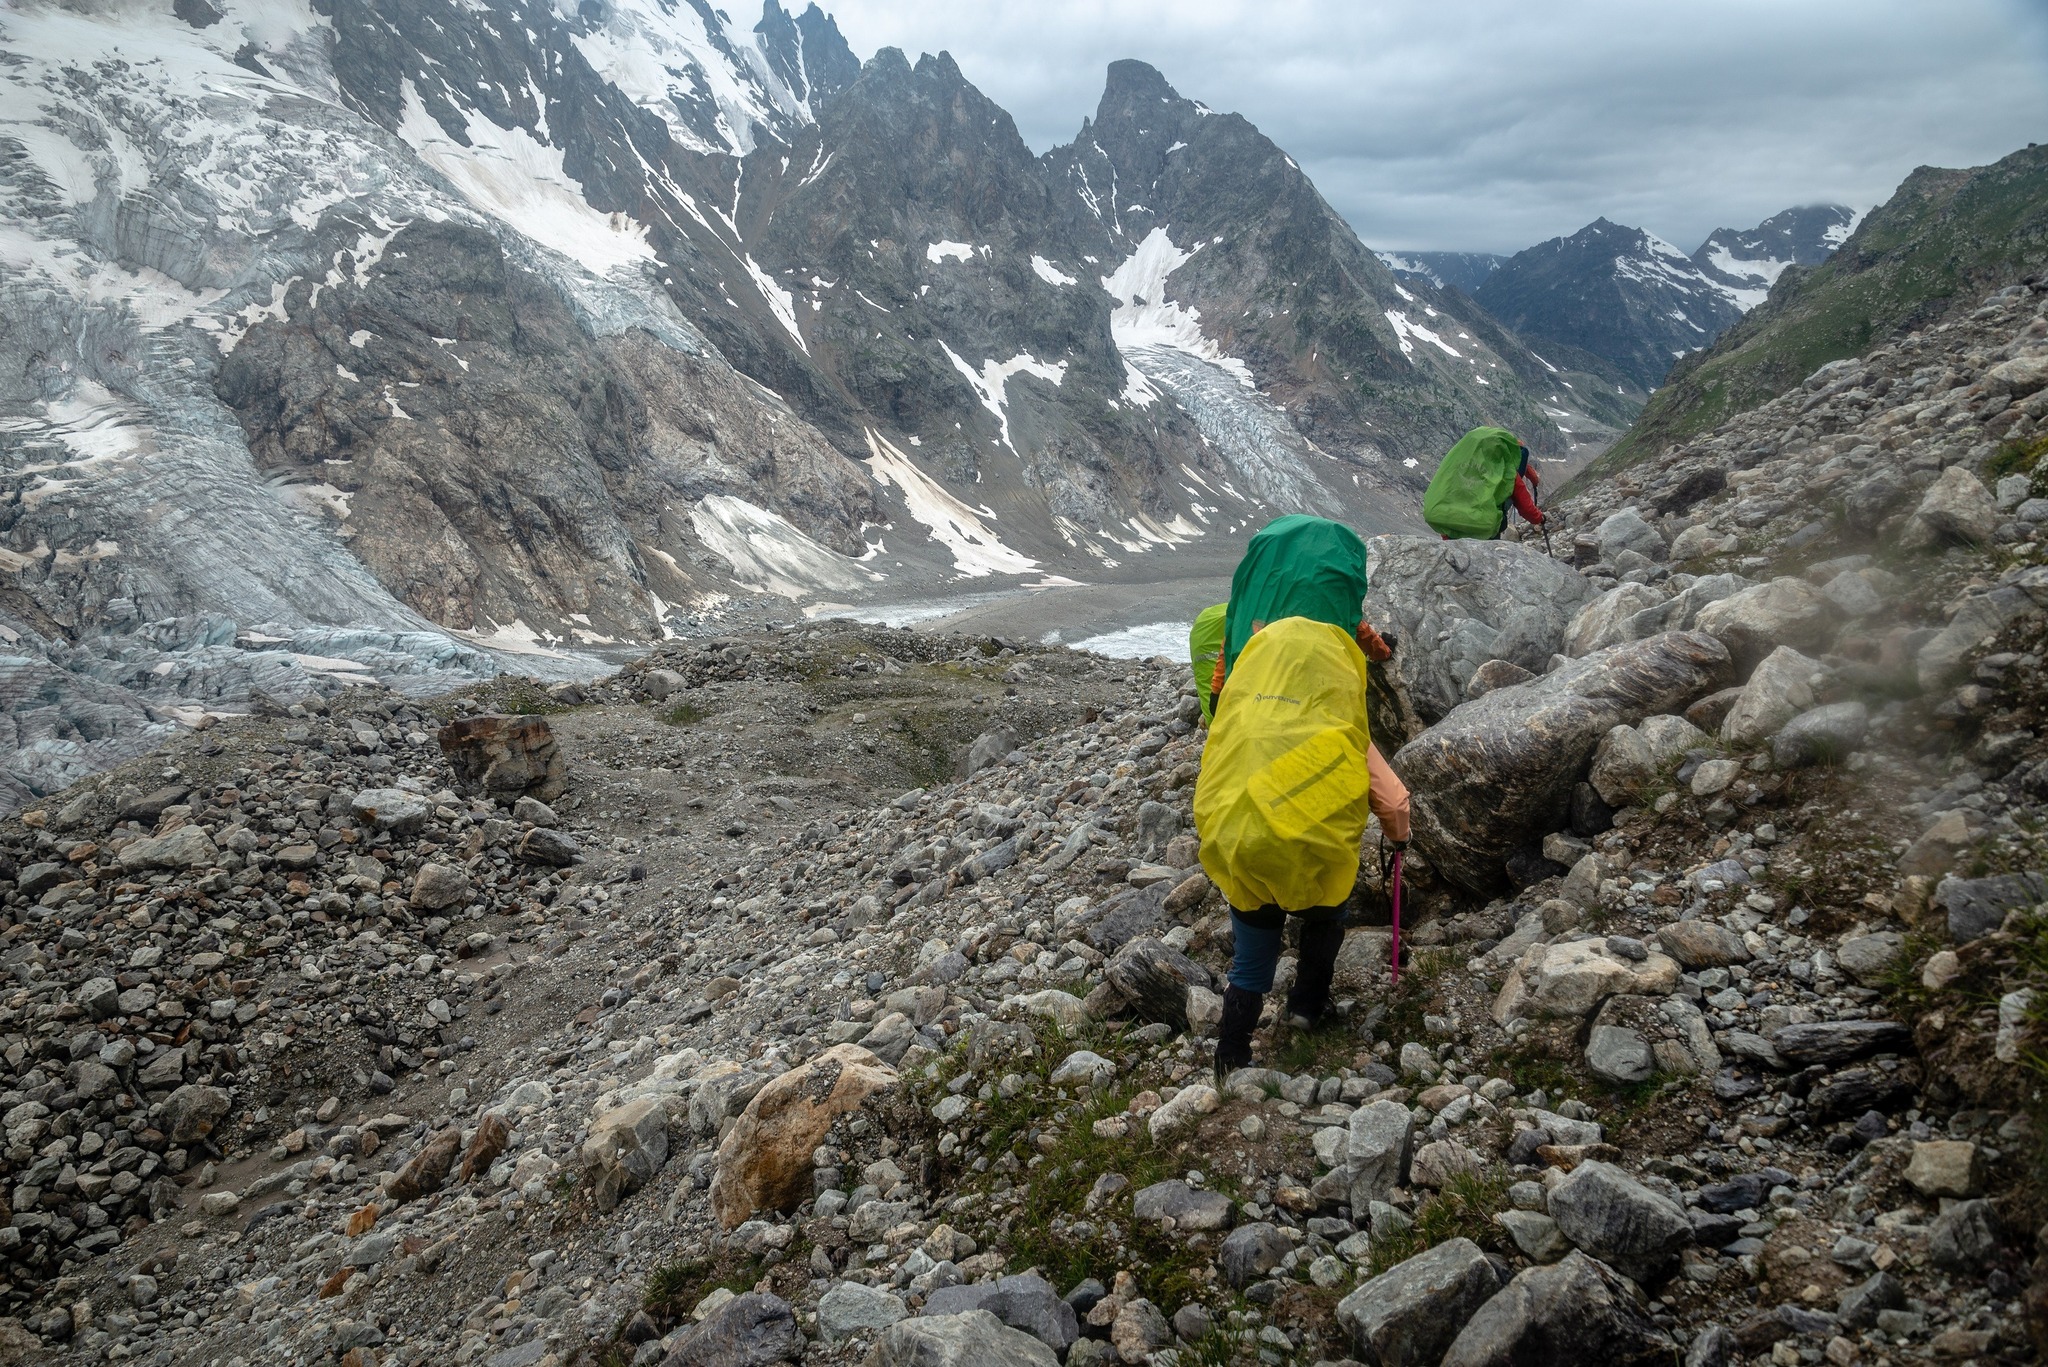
xmin=1563 ymin=583 xmax=1668 ymax=658
xmin=1335 ymin=1237 xmax=1499 ymax=1367
xmin=1692 ymin=578 xmax=1840 ymax=676
xmin=1588 ymin=714 xmax=1711 ymax=807
xmin=1915 ymin=567 xmax=2048 ymax=689
xmin=867 ymin=1309 xmax=1059 ymax=1366
xmin=921 ymin=1274 xmax=1076 ymax=1353
xmin=117 ymin=825 xmax=220 ymax=872
xmin=711 ymin=1045 xmax=897 ymax=1229
xmin=1360 ymin=536 xmax=1597 ymax=749
xmin=1395 ymin=631 xmax=1732 ymax=892
xmin=1546 ymin=1160 xmax=1693 ymax=1283
xmin=1596 ymin=509 xmax=1668 ymax=563
xmin=1491 ymin=940 xmax=1681 ymax=1023
xmin=1902 ymin=466 xmax=1999 ymax=548
xmin=436 ymin=713 xmax=568 ymax=803
xmin=1720 ymin=646 xmax=1822 ymax=748
xmin=662 ymin=1291 xmax=803 ymax=1366
xmin=1440 ymin=1252 xmax=1675 ymax=1367
xmin=583 ymin=1096 xmax=671 ymax=1213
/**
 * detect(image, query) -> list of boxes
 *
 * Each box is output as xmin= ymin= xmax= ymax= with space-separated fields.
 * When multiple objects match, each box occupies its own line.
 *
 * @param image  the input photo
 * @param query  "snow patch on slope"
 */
xmin=1031 ymin=255 xmax=1077 ymax=287
xmin=1384 ymin=310 xmax=1461 ymax=361
xmin=687 ymin=495 xmax=878 ymax=600
xmin=396 ymin=80 xmax=652 ymax=276
xmin=1100 ymin=227 xmax=1253 ymax=387
xmin=863 ymin=432 xmax=1038 ymax=578
xmin=937 ymin=343 xmax=1066 ymax=453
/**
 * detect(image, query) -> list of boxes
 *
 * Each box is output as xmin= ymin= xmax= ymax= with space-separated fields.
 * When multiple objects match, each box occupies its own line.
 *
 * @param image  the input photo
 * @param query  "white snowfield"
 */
xmin=566 ymin=0 xmax=817 ymax=157
xmin=926 ymin=241 xmax=977 ymax=263
xmin=687 ymin=495 xmax=879 ymax=600
xmin=395 ymin=79 xmax=654 ymax=275
xmin=864 ymin=432 xmax=1039 ymax=579
xmin=1100 ymin=227 xmax=1254 ymax=387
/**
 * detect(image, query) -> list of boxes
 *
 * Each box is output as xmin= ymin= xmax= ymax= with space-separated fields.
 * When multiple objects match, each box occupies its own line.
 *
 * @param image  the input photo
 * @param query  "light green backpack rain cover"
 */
xmin=1422 ymin=426 xmax=1521 ymax=540
xmin=1189 ymin=603 xmax=1227 ymax=722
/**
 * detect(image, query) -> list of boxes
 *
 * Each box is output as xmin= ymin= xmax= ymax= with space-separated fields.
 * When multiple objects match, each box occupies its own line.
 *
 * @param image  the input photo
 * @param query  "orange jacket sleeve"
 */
xmin=1367 ymin=742 xmax=1411 ymax=843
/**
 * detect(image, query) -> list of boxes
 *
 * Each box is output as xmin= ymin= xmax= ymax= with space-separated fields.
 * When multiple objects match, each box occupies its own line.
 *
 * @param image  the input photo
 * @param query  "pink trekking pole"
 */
xmin=1389 ymin=849 xmax=1404 ymax=986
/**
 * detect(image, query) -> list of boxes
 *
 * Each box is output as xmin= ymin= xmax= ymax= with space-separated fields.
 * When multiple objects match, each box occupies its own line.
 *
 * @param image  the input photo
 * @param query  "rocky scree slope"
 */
xmin=3 ymin=285 xmax=2048 ymax=1364
xmin=1598 ymin=144 xmax=2048 ymax=477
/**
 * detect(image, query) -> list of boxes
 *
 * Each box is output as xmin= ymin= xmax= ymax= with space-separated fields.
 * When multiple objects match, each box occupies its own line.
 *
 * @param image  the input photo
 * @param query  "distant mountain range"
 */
xmin=1374 ymin=251 xmax=1508 ymax=295
xmin=1375 ymin=205 xmax=1862 ymax=392
xmin=1592 ymin=145 xmax=2048 ymax=478
xmin=1469 ymin=205 xmax=1861 ymax=390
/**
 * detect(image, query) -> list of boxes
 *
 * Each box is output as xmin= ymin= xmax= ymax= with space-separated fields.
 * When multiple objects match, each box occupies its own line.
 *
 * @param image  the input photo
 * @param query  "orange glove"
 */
xmin=1355 ymin=622 xmax=1395 ymax=663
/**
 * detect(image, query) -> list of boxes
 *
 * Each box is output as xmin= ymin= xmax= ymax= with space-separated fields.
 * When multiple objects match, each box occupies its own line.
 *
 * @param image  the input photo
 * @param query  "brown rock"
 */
xmin=709 ymin=1044 xmax=898 ymax=1230
xmin=386 ymin=1127 xmax=463 ymax=1203
xmin=320 ymin=1267 xmax=354 ymax=1299
xmin=436 ymin=713 xmax=568 ymax=803
xmin=459 ymin=1112 xmax=511 ymax=1183
xmin=346 ymin=1203 xmax=379 ymax=1237
xmin=409 ymin=863 xmax=471 ymax=912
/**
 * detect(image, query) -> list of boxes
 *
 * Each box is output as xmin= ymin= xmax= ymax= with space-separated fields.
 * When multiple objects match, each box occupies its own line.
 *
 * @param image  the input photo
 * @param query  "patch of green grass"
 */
xmin=1370 ymin=945 xmax=1458 ymax=1049
xmin=496 ymin=680 xmax=568 ymax=715
xmin=1988 ymin=430 xmax=2048 ymax=488
xmin=1488 ymin=1044 xmax=1584 ymax=1104
xmin=660 ymin=701 xmax=709 ymax=726
xmin=638 ymin=1248 xmax=795 ymax=1329
xmin=1366 ymin=1169 xmax=1510 ymax=1277
xmin=1272 ymin=1020 xmax=1366 ymax=1077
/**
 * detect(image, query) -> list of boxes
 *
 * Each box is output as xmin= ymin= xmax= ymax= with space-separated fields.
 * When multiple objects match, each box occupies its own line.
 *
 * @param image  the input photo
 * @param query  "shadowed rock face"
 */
xmin=1361 ymin=536 xmax=1597 ymax=749
xmin=1395 ymin=630 xmax=1732 ymax=891
xmin=218 ymin=221 xmax=876 ymax=639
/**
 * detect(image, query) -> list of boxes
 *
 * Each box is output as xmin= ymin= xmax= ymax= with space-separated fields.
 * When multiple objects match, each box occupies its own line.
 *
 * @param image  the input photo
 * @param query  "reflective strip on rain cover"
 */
xmin=1190 ymin=602 xmax=1227 ymax=722
xmin=1195 ymin=617 xmax=1373 ymax=912
xmin=1422 ymin=426 xmax=1522 ymax=540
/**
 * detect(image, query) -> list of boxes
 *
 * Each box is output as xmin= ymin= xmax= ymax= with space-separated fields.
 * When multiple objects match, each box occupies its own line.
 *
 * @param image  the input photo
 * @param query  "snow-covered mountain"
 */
xmin=0 ymin=0 xmax=1636 ymax=806
xmin=1475 ymin=206 xmax=1858 ymax=390
xmin=1374 ymin=251 xmax=1506 ymax=295
xmin=1690 ymin=203 xmax=1862 ymax=306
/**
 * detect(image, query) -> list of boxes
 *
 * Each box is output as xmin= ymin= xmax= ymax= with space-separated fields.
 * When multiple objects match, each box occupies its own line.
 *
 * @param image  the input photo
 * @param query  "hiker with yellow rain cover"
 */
xmin=1194 ymin=516 xmax=1411 ymax=1081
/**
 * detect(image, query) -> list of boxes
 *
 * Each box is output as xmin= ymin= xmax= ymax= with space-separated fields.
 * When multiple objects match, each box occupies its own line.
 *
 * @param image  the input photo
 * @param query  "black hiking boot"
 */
xmin=1285 ymin=920 xmax=1346 ymax=1029
xmin=1214 ymin=986 xmax=1262 ymax=1083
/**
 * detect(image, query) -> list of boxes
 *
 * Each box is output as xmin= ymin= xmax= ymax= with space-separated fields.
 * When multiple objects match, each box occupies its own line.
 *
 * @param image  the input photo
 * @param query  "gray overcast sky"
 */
xmin=823 ymin=0 xmax=2048 ymax=255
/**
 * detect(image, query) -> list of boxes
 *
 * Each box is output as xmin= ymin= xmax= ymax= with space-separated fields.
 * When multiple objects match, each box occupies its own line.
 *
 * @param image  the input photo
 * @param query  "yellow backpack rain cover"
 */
xmin=1195 ymin=616 xmax=1372 ymax=912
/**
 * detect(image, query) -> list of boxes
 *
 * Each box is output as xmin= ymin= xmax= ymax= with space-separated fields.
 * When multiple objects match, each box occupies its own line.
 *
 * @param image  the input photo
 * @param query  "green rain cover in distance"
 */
xmin=1221 ymin=516 xmax=1370 ymax=673
xmin=1190 ymin=602 xmax=1227 ymax=721
xmin=1422 ymin=426 xmax=1521 ymax=540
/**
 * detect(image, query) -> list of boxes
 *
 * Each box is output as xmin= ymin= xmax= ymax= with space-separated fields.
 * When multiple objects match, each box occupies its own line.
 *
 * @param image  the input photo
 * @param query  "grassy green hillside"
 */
xmin=1575 ymin=143 xmax=2048 ymax=487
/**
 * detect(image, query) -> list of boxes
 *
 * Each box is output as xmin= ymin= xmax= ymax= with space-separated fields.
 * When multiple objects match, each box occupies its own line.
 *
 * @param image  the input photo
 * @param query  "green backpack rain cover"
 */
xmin=1221 ymin=516 xmax=1371 ymax=675
xmin=1422 ymin=426 xmax=1522 ymax=540
xmin=1189 ymin=602 xmax=1227 ymax=722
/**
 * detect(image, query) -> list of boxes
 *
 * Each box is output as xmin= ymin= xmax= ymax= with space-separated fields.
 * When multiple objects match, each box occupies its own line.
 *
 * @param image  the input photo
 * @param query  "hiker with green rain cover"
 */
xmin=1422 ymin=426 xmax=1545 ymax=540
xmin=1192 ymin=516 xmax=1410 ymax=1080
